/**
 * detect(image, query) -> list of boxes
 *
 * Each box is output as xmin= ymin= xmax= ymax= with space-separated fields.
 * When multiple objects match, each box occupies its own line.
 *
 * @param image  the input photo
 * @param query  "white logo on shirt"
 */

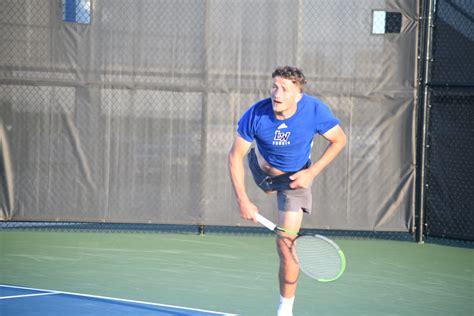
xmin=277 ymin=123 xmax=288 ymax=129
xmin=273 ymin=130 xmax=291 ymax=146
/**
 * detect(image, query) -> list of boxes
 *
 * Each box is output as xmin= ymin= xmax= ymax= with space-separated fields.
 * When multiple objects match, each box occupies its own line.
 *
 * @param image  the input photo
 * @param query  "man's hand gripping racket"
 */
xmin=255 ymin=213 xmax=346 ymax=282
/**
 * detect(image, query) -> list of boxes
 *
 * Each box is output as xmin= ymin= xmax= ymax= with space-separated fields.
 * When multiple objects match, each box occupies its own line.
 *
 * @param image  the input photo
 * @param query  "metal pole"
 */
xmin=415 ymin=0 xmax=436 ymax=243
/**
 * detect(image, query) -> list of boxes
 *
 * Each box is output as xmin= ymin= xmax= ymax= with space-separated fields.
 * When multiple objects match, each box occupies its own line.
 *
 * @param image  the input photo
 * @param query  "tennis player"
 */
xmin=228 ymin=66 xmax=346 ymax=316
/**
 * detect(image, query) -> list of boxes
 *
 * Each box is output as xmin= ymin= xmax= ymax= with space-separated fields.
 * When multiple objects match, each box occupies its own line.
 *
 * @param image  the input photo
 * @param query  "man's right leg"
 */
xmin=276 ymin=209 xmax=303 ymax=315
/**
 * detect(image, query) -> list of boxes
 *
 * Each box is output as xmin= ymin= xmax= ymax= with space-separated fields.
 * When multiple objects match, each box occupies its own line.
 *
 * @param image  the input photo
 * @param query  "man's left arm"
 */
xmin=289 ymin=125 xmax=347 ymax=189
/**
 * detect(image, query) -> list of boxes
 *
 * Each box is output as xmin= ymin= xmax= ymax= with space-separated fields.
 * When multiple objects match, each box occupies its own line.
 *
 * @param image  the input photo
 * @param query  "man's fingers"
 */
xmin=249 ymin=211 xmax=259 ymax=223
xmin=289 ymin=171 xmax=300 ymax=181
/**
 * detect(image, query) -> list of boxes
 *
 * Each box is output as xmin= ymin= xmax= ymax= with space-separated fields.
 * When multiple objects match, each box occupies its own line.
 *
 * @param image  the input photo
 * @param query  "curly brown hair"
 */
xmin=272 ymin=66 xmax=307 ymax=92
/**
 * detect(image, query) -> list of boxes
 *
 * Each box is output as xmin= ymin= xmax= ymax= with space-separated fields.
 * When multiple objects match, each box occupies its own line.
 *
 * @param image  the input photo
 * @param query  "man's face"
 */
xmin=271 ymin=76 xmax=301 ymax=118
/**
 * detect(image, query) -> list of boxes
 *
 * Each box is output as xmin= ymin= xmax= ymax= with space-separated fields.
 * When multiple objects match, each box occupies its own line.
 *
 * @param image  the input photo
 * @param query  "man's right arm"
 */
xmin=228 ymin=135 xmax=258 ymax=222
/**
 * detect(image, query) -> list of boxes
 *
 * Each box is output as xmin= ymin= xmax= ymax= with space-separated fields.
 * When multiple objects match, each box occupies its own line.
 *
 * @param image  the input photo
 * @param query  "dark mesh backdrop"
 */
xmin=424 ymin=0 xmax=474 ymax=240
xmin=1 ymin=0 xmax=420 ymax=232
xmin=426 ymin=88 xmax=474 ymax=240
xmin=430 ymin=0 xmax=474 ymax=86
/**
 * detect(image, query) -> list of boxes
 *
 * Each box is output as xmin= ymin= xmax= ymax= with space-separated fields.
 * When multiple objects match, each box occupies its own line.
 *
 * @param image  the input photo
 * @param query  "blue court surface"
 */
xmin=0 ymin=285 xmax=237 ymax=316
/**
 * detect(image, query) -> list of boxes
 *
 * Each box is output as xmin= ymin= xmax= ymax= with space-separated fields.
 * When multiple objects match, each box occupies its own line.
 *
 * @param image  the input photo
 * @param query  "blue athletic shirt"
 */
xmin=237 ymin=94 xmax=340 ymax=172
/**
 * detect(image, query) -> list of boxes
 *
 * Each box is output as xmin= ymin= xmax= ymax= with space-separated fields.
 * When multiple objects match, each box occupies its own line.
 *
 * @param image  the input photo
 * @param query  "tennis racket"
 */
xmin=255 ymin=213 xmax=346 ymax=282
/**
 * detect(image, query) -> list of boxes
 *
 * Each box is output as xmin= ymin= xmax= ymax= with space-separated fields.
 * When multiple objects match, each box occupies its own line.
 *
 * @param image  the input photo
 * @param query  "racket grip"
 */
xmin=255 ymin=213 xmax=277 ymax=231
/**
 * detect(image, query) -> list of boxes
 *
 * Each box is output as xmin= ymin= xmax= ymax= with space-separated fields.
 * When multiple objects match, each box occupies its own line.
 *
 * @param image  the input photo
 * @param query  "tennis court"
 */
xmin=1 ymin=226 xmax=472 ymax=315
xmin=0 ymin=284 xmax=235 ymax=316
xmin=1 ymin=0 xmax=474 ymax=315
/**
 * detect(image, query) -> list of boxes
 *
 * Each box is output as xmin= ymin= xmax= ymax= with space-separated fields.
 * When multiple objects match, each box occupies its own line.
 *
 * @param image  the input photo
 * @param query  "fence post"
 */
xmin=415 ymin=0 xmax=436 ymax=243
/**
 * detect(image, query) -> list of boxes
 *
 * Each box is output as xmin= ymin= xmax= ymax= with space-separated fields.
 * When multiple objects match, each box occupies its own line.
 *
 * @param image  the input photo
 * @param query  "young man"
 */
xmin=228 ymin=66 xmax=346 ymax=316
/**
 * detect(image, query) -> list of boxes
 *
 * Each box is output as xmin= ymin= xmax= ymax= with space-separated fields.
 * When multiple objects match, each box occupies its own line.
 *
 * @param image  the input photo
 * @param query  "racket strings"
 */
xmin=295 ymin=236 xmax=343 ymax=280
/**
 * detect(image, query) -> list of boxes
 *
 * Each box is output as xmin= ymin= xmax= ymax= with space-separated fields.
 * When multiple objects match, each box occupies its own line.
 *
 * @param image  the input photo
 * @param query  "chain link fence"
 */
xmin=1 ymin=0 xmax=420 ymax=232
xmin=426 ymin=88 xmax=474 ymax=240
xmin=423 ymin=0 xmax=474 ymax=241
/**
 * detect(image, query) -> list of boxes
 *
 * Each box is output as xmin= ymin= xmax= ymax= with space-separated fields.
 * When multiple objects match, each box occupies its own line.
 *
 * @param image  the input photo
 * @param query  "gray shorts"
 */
xmin=248 ymin=148 xmax=313 ymax=214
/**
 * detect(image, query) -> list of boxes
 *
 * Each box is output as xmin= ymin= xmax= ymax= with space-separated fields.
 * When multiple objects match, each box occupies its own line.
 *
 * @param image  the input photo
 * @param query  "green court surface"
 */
xmin=1 ymin=230 xmax=473 ymax=315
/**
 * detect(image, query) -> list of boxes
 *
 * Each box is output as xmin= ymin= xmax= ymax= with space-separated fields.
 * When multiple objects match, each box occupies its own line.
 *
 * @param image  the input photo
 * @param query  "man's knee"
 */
xmin=276 ymin=235 xmax=297 ymax=260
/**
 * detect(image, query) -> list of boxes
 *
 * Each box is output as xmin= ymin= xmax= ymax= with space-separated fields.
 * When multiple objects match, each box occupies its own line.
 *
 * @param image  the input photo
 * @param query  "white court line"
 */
xmin=0 ymin=292 xmax=58 ymax=300
xmin=0 ymin=284 xmax=239 ymax=315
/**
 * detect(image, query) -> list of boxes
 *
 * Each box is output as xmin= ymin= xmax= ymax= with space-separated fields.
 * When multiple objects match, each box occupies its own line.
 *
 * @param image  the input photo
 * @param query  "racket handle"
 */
xmin=255 ymin=213 xmax=277 ymax=231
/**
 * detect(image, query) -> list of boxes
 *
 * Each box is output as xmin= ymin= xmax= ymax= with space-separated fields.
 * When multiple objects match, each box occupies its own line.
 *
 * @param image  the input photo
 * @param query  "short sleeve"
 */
xmin=314 ymin=102 xmax=340 ymax=135
xmin=237 ymin=106 xmax=255 ymax=142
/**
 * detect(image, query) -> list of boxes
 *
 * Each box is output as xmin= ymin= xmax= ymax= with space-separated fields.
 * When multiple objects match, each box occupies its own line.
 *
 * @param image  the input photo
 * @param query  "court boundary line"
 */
xmin=0 ymin=284 xmax=238 ymax=315
xmin=0 ymin=292 xmax=58 ymax=300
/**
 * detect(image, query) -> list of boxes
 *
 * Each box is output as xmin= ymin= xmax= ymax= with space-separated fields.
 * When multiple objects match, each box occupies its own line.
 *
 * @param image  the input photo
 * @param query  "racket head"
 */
xmin=295 ymin=234 xmax=346 ymax=282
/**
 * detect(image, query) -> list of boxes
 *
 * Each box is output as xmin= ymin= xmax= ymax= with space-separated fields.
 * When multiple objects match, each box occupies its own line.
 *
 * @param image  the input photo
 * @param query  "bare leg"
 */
xmin=276 ymin=209 xmax=303 ymax=298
